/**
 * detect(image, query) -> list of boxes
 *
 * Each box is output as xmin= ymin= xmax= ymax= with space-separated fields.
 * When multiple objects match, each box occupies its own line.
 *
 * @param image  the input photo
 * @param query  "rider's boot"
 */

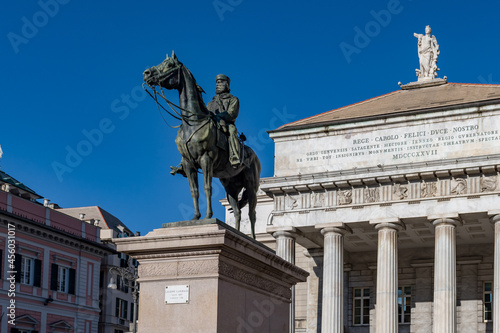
xmin=170 ymin=165 xmax=187 ymax=177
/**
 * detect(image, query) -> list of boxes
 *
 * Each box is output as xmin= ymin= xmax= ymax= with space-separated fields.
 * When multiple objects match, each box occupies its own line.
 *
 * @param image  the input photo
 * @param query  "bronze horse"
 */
xmin=143 ymin=52 xmax=261 ymax=238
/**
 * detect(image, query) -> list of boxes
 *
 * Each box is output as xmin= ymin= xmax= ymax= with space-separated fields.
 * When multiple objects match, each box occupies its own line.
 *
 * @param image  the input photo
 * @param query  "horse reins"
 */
xmin=143 ymin=64 xmax=212 ymax=128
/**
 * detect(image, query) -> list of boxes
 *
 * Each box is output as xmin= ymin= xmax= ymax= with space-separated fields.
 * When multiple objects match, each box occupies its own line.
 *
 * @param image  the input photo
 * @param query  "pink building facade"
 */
xmin=0 ymin=172 xmax=110 ymax=333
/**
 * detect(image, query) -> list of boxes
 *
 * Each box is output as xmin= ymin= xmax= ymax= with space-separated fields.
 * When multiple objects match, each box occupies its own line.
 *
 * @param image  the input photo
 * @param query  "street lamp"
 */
xmin=107 ymin=258 xmax=139 ymax=333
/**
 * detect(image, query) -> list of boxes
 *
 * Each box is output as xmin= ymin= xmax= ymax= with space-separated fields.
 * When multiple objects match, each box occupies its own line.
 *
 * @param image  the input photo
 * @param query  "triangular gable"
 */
xmin=49 ymin=320 xmax=73 ymax=331
xmin=16 ymin=314 xmax=39 ymax=326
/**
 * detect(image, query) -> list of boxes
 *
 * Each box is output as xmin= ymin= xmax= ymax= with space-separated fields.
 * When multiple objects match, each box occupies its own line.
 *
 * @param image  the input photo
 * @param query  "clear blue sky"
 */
xmin=1 ymin=0 xmax=499 ymax=235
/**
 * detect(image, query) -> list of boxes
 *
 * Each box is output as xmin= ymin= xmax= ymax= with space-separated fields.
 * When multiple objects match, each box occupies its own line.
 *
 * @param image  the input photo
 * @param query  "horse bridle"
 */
xmin=144 ymin=63 xmax=212 ymax=128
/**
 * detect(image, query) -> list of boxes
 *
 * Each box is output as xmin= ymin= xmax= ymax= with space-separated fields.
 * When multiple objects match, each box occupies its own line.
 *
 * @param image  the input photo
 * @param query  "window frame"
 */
xmin=20 ymin=257 xmax=35 ymax=285
xmin=398 ymin=286 xmax=412 ymax=324
xmin=353 ymin=287 xmax=370 ymax=326
xmin=116 ymin=298 xmax=128 ymax=319
xmin=484 ymin=281 xmax=493 ymax=322
xmin=57 ymin=266 xmax=69 ymax=293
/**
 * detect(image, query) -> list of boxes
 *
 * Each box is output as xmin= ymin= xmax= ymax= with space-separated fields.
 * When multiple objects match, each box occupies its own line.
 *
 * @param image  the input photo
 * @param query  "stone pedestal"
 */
xmin=114 ymin=219 xmax=308 ymax=333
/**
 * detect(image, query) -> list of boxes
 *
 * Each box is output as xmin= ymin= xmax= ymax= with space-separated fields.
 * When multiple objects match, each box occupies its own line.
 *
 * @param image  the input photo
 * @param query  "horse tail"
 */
xmin=237 ymin=146 xmax=261 ymax=210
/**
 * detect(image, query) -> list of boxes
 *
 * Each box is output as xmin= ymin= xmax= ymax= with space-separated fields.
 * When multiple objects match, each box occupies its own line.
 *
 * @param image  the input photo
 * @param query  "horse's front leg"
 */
xmin=182 ymin=159 xmax=201 ymax=220
xmin=200 ymin=154 xmax=213 ymax=219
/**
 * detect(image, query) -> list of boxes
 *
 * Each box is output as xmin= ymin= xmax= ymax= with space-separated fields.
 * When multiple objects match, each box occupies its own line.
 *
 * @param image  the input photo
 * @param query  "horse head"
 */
xmin=143 ymin=51 xmax=182 ymax=89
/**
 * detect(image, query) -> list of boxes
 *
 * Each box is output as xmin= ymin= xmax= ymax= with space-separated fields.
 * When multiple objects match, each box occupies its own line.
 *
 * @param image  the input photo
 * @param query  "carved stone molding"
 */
xmin=421 ymin=180 xmax=438 ymax=198
xmin=139 ymin=259 xmax=220 ymax=279
xmin=134 ymin=250 xmax=222 ymax=260
xmin=451 ymin=178 xmax=467 ymax=195
xmin=139 ymin=262 xmax=179 ymax=278
xmin=270 ymin=169 xmax=500 ymax=213
xmin=364 ymin=187 xmax=380 ymax=203
xmin=311 ymin=191 xmax=325 ymax=207
xmin=285 ymin=193 xmax=298 ymax=210
xmin=337 ymin=190 xmax=352 ymax=205
xmin=219 ymin=261 xmax=291 ymax=299
xmin=393 ymin=183 xmax=408 ymax=200
xmin=481 ymin=175 xmax=498 ymax=192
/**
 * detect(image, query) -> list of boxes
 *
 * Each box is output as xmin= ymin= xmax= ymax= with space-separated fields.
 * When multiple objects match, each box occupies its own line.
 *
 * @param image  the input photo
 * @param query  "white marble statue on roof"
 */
xmin=414 ymin=25 xmax=440 ymax=81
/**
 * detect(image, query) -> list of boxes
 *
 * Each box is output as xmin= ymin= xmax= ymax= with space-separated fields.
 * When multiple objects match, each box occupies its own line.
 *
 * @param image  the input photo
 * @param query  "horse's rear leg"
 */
xmin=183 ymin=160 xmax=201 ymax=220
xmin=247 ymin=190 xmax=257 ymax=239
xmin=227 ymin=194 xmax=241 ymax=230
xmin=200 ymin=154 xmax=213 ymax=219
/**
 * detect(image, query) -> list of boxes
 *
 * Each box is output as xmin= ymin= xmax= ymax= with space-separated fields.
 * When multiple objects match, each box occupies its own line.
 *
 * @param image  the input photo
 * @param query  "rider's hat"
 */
xmin=215 ymin=74 xmax=230 ymax=84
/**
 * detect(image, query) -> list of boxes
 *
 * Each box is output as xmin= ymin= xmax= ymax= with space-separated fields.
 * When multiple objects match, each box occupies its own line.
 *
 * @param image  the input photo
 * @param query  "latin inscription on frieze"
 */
xmin=275 ymin=116 xmax=500 ymax=176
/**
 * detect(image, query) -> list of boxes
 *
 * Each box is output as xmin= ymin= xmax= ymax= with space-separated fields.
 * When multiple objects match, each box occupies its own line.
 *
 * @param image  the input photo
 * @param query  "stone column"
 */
xmin=371 ymin=219 xmax=404 ymax=333
xmin=316 ymin=223 xmax=352 ymax=333
xmin=430 ymin=216 xmax=461 ymax=333
xmin=489 ymin=211 xmax=500 ymax=333
xmin=273 ymin=228 xmax=297 ymax=333
xmin=303 ymin=248 xmax=323 ymax=333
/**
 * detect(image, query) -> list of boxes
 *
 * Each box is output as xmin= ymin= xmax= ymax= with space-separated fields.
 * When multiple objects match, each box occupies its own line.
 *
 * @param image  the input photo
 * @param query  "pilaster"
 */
xmin=303 ymin=248 xmax=323 ymax=333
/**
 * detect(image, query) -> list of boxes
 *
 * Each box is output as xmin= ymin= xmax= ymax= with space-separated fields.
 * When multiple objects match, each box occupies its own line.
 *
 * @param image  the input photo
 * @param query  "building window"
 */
xmin=21 ymin=257 xmax=34 ymax=285
xmin=353 ymin=288 xmax=370 ymax=325
xmin=484 ymin=282 xmax=493 ymax=321
xmin=50 ymin=263 xmax=76 ymax=294
xmin=15 ymin=255 xmax=42 ymax=287
xmin=116 ymin=275 xmax=129 ymax=293
xmin=57 ymin=266 xmax=69 ymax=293
xmin=398 ymin=286 xmax=412 ymax=323
xmin=116 ymin=298 xmax=128 ymax=319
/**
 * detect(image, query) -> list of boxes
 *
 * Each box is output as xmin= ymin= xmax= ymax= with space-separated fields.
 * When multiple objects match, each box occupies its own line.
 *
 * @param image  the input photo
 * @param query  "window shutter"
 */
xmin=0 ymin=249 xmax=3 ymax=280
xmin=34 ymin=259 xmax=42 ymax=287
xmin=130 ymin=302 xmax=135 ymax=322
xmin=69 ymin=268 xmax=76 ymax=294
xmin=14 ymin=254 xmax=22 ymax=283
xmin=115 ymin=298 xmax=120 ymax=317
xmin=124 ymin=300 xmax=128 ymax=319
xmin=50 ymin=263 xmax=58 ymax=290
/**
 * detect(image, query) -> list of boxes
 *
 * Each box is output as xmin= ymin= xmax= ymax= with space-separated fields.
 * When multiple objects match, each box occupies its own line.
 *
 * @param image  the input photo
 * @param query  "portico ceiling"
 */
xmin=293 ymin=211 xmax=494 ymax=253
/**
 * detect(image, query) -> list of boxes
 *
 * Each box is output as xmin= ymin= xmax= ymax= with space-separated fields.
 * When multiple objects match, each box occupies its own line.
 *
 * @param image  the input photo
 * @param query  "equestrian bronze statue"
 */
xmin=143 ymin=51 xmax=261 ymax=238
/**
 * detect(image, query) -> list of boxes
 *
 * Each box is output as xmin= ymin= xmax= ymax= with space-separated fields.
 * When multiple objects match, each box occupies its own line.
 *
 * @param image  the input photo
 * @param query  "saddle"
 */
xmin=216 ymin=127 xmax=229 ymax=151
xmin=215 ymin=127 xmax=246 ymax=153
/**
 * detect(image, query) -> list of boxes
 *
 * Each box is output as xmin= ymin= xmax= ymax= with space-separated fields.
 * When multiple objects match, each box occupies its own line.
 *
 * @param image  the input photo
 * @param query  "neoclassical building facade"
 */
xmin=224 ymin=79 xmax=500 ymax=333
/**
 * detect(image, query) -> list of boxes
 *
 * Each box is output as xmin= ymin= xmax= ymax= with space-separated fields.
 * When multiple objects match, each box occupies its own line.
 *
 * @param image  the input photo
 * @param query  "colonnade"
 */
xmin=271 ymin=212 xmax=500 ymax=333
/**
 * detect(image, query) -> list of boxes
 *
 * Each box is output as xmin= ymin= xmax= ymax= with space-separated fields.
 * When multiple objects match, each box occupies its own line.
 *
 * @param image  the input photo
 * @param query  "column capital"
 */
xmin=267 ymin=226 xmax=297 ymax=239
xmin=429 ymin=217 xmax=462 ymax=227
xmin=315 ymin=222 xmax=352 ymax=236
xmin=488 ymin=210 xmax=500 ymax=224
xmin=370 ymin=218 xmax=405 ymax=231
xmin=429 ymin=215 xmax=461 ymax=227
